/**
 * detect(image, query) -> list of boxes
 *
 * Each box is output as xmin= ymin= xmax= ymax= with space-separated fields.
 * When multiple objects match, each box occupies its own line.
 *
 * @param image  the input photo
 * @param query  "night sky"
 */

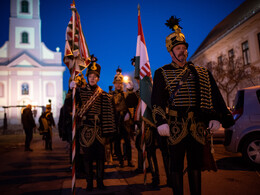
xmin=0 ymin=0 xmax=245 ymax=92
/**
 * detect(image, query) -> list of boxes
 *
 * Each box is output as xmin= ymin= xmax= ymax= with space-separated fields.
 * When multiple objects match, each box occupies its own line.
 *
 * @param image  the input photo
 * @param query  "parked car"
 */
xmin=224 ymin=86 xmax=260 ymax=167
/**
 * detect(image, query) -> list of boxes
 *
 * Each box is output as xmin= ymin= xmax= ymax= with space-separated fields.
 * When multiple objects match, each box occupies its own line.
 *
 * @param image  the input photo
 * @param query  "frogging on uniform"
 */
xmin=71 ymin=56 xmax=116 ymax=191
xmin=151 ymin=16 xmax=234 ymax=195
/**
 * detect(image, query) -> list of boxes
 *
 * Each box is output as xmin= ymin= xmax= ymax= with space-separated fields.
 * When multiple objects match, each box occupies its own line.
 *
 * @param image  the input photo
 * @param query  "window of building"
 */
xmin=21 ymin=0 xmax=29 ymax=13
xmin=217 ymin=55 xmax=223 ymax=65
xmin=21 ymin=32 xmax=29 ymax=43
xmin=46 ymin=83 xmax=54 ymax=97
xmin=21 ymin=83 xmax=29 ymax=95
xmin=228 ymin=49 xmax=235 ymax=69
xmin=0 ymin=83 xmax=4 ymax=97
xmin=228 ymin=49 xmax=234 ymax=60
xmin=207 ymin=61 xmax=212 ymax=72
xmin=242 ymin=41 xmax=250 ymax=65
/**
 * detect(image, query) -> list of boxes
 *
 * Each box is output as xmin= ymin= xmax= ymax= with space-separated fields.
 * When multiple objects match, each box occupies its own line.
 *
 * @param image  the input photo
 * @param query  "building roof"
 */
xmin=190 ymin=0 xmax=260 ymax=60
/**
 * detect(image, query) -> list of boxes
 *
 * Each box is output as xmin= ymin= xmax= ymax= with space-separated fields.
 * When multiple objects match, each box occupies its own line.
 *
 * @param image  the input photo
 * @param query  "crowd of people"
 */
xmin=22 ymin=16 xmax=235 ymax=194
xmin=21 ymin=103 xmax=56 ymax=151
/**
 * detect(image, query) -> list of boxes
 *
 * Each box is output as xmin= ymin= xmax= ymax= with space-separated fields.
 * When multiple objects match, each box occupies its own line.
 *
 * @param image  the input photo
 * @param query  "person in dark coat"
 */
xmin=22 ymin=104 xmax=36 ymax=151
xmin=58 ymin=105 xmax=64 ymax=140
xmin=151 ymin=16 xmax=235 ymax=195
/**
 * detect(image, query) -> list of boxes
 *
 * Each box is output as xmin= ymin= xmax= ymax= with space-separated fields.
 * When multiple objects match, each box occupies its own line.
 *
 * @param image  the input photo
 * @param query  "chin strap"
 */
xmin=172 ymin=49 xmax=182 ymax=63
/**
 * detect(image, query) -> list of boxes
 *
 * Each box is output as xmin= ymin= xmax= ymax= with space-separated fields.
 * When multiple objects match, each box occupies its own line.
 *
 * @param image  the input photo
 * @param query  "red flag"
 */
xmin=63 ymin=9 xmax=90 ymax=76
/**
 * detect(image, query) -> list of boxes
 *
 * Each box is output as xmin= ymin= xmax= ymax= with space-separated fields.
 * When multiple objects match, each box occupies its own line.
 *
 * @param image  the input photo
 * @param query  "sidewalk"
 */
xmin=0 ymin=131 xmax=173 ymax=194
xmin=61 ymin=144 xmax=173 ymax=195
xmin=2 ymin=131 xmax=259 ymax=195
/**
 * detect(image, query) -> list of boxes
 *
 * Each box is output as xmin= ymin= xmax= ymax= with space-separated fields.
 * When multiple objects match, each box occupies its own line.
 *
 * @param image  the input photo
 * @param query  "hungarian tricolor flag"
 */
xmin=135 ymin=5 xmax=154 ymax=126
xmin=63 ymin=5 xmax=90 ymax=76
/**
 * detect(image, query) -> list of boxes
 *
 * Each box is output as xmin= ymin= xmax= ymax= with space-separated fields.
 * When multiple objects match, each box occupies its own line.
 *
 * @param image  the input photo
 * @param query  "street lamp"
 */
xmin=123 ymin=76 xmax=129 ymax=83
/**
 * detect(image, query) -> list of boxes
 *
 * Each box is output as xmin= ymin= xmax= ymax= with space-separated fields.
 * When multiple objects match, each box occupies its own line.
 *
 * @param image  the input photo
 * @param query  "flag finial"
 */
xmin=71 ymin=0 xmax=76 ymax=9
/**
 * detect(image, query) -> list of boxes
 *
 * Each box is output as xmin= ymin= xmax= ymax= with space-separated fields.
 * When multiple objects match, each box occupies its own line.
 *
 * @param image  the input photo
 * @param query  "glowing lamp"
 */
xmin=123 ymin=76 xmax=129 ymax=83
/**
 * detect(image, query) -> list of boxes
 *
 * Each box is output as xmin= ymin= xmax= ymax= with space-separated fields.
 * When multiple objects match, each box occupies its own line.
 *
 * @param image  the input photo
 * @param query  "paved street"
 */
xmin=0 ymin=131 xmax=260 ymax=195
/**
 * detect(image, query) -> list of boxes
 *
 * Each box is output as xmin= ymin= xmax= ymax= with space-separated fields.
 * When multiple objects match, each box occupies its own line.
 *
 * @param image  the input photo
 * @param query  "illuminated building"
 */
xmin=0 ymin=0 xmax=65 ymax=125
xmin=190 ymin=0 xmax=260 ymax=106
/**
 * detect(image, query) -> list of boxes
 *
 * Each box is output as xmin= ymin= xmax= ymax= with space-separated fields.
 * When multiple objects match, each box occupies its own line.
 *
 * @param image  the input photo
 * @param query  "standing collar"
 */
xmin=170 ymin=62 xmax=188 ymax=69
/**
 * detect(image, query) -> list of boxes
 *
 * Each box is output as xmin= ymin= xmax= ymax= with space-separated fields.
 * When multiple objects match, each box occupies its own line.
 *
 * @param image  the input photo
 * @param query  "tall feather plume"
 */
xmin=165 ymin=16 xmax=182 ymax=31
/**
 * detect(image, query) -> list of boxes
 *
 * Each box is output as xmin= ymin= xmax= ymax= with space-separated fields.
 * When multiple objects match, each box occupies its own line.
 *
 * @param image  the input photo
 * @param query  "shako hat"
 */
xmin=86 ymin=54 xmax=101 ymax=77
xmin=113 ymin=67 xmax=124 ymax=84
xmin=165 ymin=16 xmax=188 ymax=52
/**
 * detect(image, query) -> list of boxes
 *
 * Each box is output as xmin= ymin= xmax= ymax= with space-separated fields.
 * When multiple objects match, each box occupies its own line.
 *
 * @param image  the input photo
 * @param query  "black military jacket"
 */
xmin=151 ymin=62 xmax=234 ymax=145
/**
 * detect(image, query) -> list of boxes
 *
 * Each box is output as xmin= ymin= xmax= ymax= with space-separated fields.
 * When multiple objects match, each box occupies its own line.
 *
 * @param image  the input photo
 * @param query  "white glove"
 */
xmin=124 ymin=113 xmax=130 ymax=121
xmin=69 ymin=81 xmax=77 ymax=89
xmin=208 ymin=120 xmax=220 ymax=132
xmin=126 ymin=81 xmax=134 ymax=90
xmin=157 ymin=123 xmax=170 ymax=136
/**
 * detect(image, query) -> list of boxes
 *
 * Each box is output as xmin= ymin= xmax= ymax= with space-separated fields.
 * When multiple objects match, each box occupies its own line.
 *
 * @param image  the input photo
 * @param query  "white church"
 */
xmin=0 ymin=0 xmax=65 ymax=126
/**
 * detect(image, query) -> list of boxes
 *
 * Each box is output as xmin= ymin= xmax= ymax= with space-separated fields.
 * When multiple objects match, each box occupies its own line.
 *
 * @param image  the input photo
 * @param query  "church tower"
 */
xmin=8 ymin=0 xmax=41 ymax=60
xmin=0 ymin=0 xmax=65 ymax=125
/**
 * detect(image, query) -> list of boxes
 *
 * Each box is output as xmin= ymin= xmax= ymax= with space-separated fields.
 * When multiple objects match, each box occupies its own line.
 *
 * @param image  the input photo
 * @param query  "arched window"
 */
xmin=22 ymin=83 xmax=29 ymax=95
xmin=0 ymin=83 xmax=4 ymax=97
xmin=46 ymin=83 xmax=54 ymax=97
xmin=21 ymin=0 xmax=29 ymax=13
xmin=21 ymin=32 xmax=29 ymax=43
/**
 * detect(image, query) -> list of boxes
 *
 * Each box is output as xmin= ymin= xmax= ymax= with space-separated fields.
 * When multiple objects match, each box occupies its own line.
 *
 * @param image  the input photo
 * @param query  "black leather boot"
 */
xmin=147 ymin=150 xmax=160 ymax=187
xmin=135 ymin=150 xmax=143 ymax=173
xmin=158 ymin=136 xmax=171 ymax=186
xmin=171 ymin=171 xmax=183 ymax=195
xmin=119 ymin=156 xmax=124 ymax=168
xmin=188 ymin=169 xmax=201 ymax=195
xmin=84 ymin=160 xmax=93 ymax=191
xmin=49 ymin=141 xmax=52 ymax=151
xmin=97 ymin=160 xmax=106 ymax=190
xmin=45 ymin=139 xmax=48 ymax=150
xmin=162 ymin=152 xmax=171 ymax=186
xmin=86 ymin=179 xmax=93 ymax=192
xmin=128 ymin=160 xmax=134 ymax=167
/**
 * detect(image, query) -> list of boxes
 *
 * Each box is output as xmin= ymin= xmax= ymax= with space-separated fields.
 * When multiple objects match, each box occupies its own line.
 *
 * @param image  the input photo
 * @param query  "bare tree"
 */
xmin=207 ymin=56 xmax=260 ymax=107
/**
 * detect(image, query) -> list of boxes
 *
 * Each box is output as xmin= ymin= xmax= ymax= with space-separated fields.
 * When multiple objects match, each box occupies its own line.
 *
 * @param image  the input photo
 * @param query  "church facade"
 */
xmin=0 ymin=0 xmax=65 ymax=125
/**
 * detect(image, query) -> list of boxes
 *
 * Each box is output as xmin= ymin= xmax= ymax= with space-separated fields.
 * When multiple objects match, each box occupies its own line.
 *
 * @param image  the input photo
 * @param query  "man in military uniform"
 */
xmin=112 ymin=68 xmax=134 ymax=168
xmin=151 ymin=16 xmax=234 ymax=195
xmin=70 ymin=56 xmax=116 ymax=191
xmin=38 ymin=104 xmax=56 ymax=150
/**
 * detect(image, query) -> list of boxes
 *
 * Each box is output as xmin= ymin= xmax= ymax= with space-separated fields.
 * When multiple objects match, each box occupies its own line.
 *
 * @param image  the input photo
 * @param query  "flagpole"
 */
xmin=137 ymin=4 xmax=147 ymax=185
xmin=70 ymin=1 xmax=76 ymax=194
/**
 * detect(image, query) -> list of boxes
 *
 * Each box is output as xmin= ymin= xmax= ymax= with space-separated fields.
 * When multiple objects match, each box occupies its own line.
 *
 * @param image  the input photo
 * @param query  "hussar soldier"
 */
xmin=38 ymin=104 xmax=55 ymax=150
xmin=151 ymin=16 xmax=234 ymax=194
xmin=70 ymin=56 xmax=116 ymax=191
xmin=112 ymin=67 xmax=134 ymax=168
